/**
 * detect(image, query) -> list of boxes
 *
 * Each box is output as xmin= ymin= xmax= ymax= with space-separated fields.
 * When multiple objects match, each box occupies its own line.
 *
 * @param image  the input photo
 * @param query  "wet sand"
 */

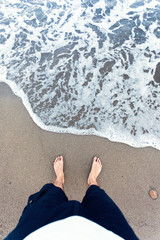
xmin=0 ymin=82 xmax=160 ymax=240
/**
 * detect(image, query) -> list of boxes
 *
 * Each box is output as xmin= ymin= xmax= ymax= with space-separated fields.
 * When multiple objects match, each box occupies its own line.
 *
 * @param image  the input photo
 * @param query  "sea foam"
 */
xmin=0 ymin=0 xmax=160 ymax=149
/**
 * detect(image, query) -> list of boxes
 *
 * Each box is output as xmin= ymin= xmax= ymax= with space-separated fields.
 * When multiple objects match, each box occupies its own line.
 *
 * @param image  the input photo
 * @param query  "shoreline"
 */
xmin=0 ymin=80 xmax=160 ymax=151
xmin=0 ymin=82 xmax=160 ymax=240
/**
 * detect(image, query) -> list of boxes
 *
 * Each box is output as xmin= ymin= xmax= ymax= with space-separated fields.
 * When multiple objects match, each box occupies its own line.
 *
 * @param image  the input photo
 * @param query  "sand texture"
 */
xmin=0 ymin=82 xmax=160 ymax=240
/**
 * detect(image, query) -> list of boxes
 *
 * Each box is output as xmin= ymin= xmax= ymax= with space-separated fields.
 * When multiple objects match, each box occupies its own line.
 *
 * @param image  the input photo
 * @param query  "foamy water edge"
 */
xmin=0 ymin=0 xmax=160 ymax=150
xmin=1 ymin=70 xmax=160 ymax=150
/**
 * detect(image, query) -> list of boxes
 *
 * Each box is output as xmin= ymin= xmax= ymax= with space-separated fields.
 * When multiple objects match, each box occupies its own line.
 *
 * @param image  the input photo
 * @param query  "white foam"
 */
xmin=0 ymin=0 xmax=160 ymax=150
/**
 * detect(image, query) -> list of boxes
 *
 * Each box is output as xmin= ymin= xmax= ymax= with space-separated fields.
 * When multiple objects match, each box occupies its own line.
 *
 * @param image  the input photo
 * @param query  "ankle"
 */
xmin=88 ymin=176 xmax=98 ymax=187
xmin=55 ymin=175 xmax=64 ymax=184
xmin=54 ymin=179 xmax=64 ymax=190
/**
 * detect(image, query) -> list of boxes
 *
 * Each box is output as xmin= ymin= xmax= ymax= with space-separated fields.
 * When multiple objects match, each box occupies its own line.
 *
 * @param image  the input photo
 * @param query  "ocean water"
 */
xmin=0 ymin=0 xmax=160 ymax=149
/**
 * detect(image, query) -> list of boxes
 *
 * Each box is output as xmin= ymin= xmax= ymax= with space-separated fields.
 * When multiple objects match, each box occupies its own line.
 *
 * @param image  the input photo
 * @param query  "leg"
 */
xmin=5 ymin=156 xmax=68 ymax=240
xmin=34 ymin=155 xmax=66 ymax=206
xmin=81 ymin=156 xmax=104 ymax=213
xmin=31 ymin=155 xmax=66 ymax=206
xmin=81 ymin=157 xmax=138 ymax=240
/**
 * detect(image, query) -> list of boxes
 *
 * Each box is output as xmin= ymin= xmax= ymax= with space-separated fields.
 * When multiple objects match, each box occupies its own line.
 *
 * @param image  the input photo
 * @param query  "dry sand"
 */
xmin=0 ymin=82 xmax=160 ymax=240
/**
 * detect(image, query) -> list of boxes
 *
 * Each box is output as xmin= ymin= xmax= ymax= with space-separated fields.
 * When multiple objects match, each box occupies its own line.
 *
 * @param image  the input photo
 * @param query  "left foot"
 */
xmin=53 ymin=156 xmax=64 ymax=190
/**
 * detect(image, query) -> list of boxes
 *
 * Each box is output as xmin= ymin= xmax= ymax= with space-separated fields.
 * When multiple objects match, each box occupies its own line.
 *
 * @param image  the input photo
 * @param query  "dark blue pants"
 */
xmin=5 ymin=184 xmax=138 ymax=240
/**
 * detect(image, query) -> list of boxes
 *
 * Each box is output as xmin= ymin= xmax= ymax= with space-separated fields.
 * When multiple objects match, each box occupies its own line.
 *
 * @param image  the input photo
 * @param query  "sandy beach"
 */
xmin=0 ymin=82 xmax=160 ymax=240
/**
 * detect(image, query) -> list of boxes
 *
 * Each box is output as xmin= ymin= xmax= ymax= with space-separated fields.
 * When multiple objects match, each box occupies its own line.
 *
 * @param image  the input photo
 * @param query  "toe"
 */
xmin=96 ymin=158 xmax=100 ymax=163
xmin=55 ymin=157 xmax=59 ymax=162
xmin=97 ymin=158 xmax=102 ymax=166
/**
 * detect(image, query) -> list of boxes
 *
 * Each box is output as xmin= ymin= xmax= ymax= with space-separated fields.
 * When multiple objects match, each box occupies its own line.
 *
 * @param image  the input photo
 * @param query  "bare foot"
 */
xmin=88 ymin=157 xmax=102 ymax=187
xmin=53 ymin=156 xmax=64 ymax=190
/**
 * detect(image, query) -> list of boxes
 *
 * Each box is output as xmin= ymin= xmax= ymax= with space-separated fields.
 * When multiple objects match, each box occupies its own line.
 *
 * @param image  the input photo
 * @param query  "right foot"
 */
xmin=88 ymin=157 xmax=102 ymax=187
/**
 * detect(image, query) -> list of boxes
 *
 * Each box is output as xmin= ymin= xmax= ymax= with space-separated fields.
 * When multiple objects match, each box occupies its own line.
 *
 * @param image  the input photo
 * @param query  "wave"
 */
xmin=0 ymin=0 xmax=160 ymax=149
